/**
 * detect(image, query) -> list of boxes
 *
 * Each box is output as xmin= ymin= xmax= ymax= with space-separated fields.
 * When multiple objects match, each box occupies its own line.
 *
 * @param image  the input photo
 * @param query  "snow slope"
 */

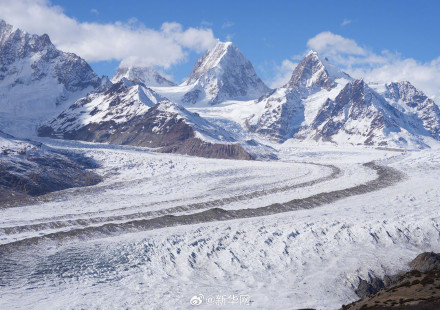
xmin=246 ymin=51 xmax=352 ymax=141
xmin=38 ymin=81 xmax=254 ymax=159
xmin=152 ymin=41 xmax=269 ymax=106
xmin=111 ymin=65 xmax=176 ymax=87
xmin=247 ymin=51 xmax=440 ymax=147
xmin=0 ymin=19 xmax=100 ymax=137
xmin=1 ymin=139 xmax=439 ymax=309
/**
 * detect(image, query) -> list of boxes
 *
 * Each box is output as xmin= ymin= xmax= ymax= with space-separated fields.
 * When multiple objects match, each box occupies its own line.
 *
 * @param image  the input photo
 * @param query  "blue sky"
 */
xmin=1 ymin=0 xmax=440 ymax=98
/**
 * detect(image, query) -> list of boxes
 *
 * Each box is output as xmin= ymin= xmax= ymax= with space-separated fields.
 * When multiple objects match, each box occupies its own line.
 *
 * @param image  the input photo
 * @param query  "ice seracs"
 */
xmin=0 ymin=19 xmax=100 ymax=137
xmin=111 ymin=65 xmax=176 ymax=87
xmin=180 ymin=41 xmax=269 ymax=105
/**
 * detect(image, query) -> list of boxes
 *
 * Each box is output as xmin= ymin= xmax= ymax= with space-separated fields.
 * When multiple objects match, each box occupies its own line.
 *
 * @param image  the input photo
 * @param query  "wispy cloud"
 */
xmin=90 ymin=8 xmax=99 ymax=15
xmin=268 ymin=59 xmax=297 ymax=88
xmin=307 ymin=31 xmax=440 ymax=102
xmin=0 ymin=0 xmax=217 ymax=69
xmin=200 ymin=20 xmax=213 ymax=27
xmin=221 ymin=21 xmax=234 ymax=29
xmin=341 ymin=19 xmax=351 ymax=26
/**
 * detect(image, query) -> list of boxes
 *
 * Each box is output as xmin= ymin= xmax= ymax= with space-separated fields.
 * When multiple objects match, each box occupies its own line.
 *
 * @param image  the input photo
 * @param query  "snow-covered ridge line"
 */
xmin=0 ymin=19 xmax=100 ymax=137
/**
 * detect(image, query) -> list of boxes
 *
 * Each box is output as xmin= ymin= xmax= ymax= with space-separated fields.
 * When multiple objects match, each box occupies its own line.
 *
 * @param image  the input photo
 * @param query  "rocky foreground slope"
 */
xmin=0 ymin=131 xmax=101 ymax=205
xmin=342 ymin=252 xmax=440 ymax=309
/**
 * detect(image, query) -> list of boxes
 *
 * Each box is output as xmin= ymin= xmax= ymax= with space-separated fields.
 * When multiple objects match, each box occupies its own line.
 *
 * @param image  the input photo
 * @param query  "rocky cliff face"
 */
xmin=344 ymin=252 xmax=440 ymax=310
xmin=248 ymin=51 xmax=440 ymax=147
xmin=246 ymin=51 xmax=351 ymax=142
xmin=285 ymin=50 xmax=351 ymax=95
xmin=0 ymin=20 xmax=100 ymax=136
xmin=383 ymin=81 xmax=440 ymax=140
xmin=246 ymin=88 xmax=304 ymax=141
xmin=182 ymin=41 xmax=269 ymax=105
xmin=39 ymin=86 xmax=253 ymax=160
xmin=307 ymin=79 xmax=435 ymax=147
xmin=38 ymin=78 xmax=165 ymax=136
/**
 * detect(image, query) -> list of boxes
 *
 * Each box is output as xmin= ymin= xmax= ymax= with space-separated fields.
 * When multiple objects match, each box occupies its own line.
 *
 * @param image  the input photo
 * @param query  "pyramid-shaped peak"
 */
xmin=306 ymin=49 xmax=319 ymax=57
xmin=285 ymin=50 xmax=351 ymax=91
xmin=185 ymin=41 xmax=247 ymax=85
xmin=181 ymin=40 xmax=269 ymax=104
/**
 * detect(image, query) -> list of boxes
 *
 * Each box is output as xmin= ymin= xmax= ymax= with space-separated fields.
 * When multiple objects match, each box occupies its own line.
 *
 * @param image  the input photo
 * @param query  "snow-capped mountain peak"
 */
xmin=180 ymin=40 xmax=269 ymax=105
xmin=111 ymin=65 xmax=176 ymax=87
xmin=380 ymin=81 xmax=440 ymax=140
xmin=285 ymin=50 xmax=351 ymax=92
xmin=185 ymin=41 xmax=235 ymax=84
xmin=0 ymin=19 xmax=100 ymax=137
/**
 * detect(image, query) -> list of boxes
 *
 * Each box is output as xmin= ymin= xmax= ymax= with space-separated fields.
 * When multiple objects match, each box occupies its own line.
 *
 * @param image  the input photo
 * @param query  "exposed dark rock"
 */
xmin=0 ymin=18 xmax=100 ymax=105
xmin=410 ymin=252 xmax=440 ymax=273
xmin=384 ymin=81 xmax=440 ymax=140
xmin=183 ymin=41 xmax=269 ymax=105
xmin=39 ymin=102 xmax=253 ymax=160
xmin=344 ymin=252 xmax=440 ymax=309
xmin=0 ymin=137 xmax=101 ymax=206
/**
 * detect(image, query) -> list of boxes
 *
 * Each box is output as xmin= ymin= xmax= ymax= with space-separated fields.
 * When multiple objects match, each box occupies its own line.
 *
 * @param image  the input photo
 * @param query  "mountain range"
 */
xmin=1 ymin=19 xmax=440 ymax=159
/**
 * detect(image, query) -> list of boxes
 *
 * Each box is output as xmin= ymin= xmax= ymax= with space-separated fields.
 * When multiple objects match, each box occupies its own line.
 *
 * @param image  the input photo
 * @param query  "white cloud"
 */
xmin=268 ymin=59 xmax=297 ymax=89
xmin=341 ymin=19 xmax=351 ymax=26
xmin=90 ymin=8 xmax=99 ymax=15
xmin=222 ymin=21 xmax=234 ymax=29
xmin=225 ymin=33 xmax=235 ymax=42
xmin=306 ymin=31 xmax=440 ymax=102
xmin=307 ymin=31 xmax=366 ymax=57
xmin=0 ymin=0 xmax=217 ymax=69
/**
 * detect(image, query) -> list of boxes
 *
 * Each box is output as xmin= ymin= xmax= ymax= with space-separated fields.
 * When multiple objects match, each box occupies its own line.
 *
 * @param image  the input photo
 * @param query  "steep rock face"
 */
xmin=111 ymin=66 xmax=176 ymax=87
xmin=310 ymin=79 xmax=424 ymax=146
xmin=182 ymin=41 xmax=269 ymax=105
xmin=39 ymin=92 xmax=252 ymax=160
xmin=383 ymin=81 xmax=440 ymax=140
xmin=247 ymin=51 xmax=439 ymax=147
xmin=285 ymin=50 xmax=351 ymax=96
xmin=246 ymin=51 xmax=351 ymax=141
xmin=38 ymin=79 xmax=164 ymax=137
xmin=246 ymin=88 xmax=304 ymax=141
xmin=0 ymin=19 xmax=100 ymax=136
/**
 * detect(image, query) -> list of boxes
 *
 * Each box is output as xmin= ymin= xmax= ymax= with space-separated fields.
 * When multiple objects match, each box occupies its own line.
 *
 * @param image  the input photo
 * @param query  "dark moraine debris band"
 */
xmin=0 ymin=161 xmax=405 ymax=252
